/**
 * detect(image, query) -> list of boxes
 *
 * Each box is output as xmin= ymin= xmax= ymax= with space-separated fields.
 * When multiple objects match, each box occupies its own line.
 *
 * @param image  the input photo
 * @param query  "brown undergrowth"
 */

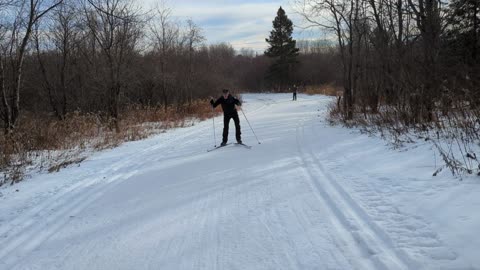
xmin=304 ymin=83 xmax=342 ymax=96
xmin=0 ymin=98 xmax=221 ymax=186
xmin=328 ymin=99 xmax=480 ymax=177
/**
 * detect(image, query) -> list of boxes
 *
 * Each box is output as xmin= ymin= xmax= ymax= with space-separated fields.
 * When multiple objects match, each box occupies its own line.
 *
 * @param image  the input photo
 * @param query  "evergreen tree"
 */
xmin=444 ymin=0 xmax=479 ymax=63
xmin=265 ymin=7 xmax=299 ymax=90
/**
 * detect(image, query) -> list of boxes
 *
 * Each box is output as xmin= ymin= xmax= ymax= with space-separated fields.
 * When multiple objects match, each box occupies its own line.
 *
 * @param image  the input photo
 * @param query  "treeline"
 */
xmin=298 ymin=0 xmax=480 ymax=175
xmin=0 ymin=0 xmax=338 ymax=132
xmin=238 ymin=41 xmax=342 ymax=91
xmin=297 ymin=40 xmax=342 ymax=87
xmin=1 ymin=0 xmax=249 ymax=133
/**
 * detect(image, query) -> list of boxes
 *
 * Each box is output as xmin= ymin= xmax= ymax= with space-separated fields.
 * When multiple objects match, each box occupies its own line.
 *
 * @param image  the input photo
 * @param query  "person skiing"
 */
xmin=210 ymin=89 xmax=242 ymax=146
xmin=292 ymin=84 xmax=298 ymax=101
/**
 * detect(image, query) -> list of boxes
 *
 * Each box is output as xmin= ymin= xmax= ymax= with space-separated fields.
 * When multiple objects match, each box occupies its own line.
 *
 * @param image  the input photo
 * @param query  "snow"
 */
xmin=0 ymin=93 xmax=479 ymax=270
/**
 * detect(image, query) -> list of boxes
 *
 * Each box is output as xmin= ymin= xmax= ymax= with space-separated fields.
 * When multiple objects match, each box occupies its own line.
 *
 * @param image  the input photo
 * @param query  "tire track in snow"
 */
xmin=296 ymin=120 xmax=412 ymax=270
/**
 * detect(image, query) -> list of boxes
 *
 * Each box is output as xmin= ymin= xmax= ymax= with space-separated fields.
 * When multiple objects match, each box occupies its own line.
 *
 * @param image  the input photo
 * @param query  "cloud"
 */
xmin=173 ymin=2 xmax=284 ymax=51
xmin=142 ymin=0 xmax=318 ymax=52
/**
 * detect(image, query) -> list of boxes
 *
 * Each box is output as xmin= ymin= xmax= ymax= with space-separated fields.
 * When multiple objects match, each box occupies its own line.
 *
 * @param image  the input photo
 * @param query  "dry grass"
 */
xmin=48 ymin=157 xmax=87 ymax=173
xmin=328 ymin=97 xmax=480 ymax=176
xmin=304 ymin=83 xmax=342 ymax=96
xmin=0 ymin=98 xmax=220 ymax=186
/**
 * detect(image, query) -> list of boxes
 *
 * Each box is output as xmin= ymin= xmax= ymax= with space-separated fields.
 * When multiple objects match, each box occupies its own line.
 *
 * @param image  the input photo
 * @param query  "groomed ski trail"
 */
xmin=0 ymin=94 xmax=471 ymax=270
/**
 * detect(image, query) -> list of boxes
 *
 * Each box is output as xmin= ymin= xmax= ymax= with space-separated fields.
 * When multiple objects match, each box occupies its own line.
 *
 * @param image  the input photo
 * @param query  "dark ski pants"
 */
xmin=223 ymin=113 xmax=241 ymax=143
xmin=293 ymin=92 xmax=297 ymax=101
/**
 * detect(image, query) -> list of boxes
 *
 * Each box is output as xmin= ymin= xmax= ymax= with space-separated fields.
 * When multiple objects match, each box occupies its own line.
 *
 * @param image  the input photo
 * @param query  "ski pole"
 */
xmin=212 ymin=107 xmax=217 ymax=147
xmin=240 ymin=109 xmax=261 ymax=144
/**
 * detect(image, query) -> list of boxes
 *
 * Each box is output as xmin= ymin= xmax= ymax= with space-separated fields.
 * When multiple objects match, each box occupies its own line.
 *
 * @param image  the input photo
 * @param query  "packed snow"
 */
xmin=0 ymin=94 xmax=479 ymax=270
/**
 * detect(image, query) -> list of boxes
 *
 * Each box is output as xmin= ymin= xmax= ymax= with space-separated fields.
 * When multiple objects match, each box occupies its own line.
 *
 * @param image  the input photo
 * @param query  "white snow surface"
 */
xmin=0 ymin=94 xmax=479 ymax=270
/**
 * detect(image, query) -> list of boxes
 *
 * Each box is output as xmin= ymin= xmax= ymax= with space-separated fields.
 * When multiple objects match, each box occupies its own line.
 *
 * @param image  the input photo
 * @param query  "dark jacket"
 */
xmin=211 ymin=94 xmax=241 ymax=115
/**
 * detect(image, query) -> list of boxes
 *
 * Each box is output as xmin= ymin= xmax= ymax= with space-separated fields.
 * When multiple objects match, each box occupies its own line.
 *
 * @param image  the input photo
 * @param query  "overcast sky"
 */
xmin=142 ymin=0 xmax=323 ymax=53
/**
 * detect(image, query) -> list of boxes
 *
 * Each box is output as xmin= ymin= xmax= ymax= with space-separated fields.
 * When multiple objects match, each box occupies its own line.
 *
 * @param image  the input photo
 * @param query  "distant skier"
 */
xmin=210 ymin=89 xmax=242 ymax=146
xmin=292 ymin=84 xmax=298 ymax=101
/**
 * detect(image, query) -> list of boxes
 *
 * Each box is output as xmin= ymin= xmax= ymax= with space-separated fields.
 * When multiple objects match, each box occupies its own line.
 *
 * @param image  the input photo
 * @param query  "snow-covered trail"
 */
xmin=0 ymin=94 xmax=478 ymax=270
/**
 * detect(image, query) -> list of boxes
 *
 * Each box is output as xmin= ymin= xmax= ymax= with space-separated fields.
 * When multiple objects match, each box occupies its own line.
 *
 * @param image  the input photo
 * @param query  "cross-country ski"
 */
xmin=234 ymin=143 xmax=252 ymax=149
xmin=207 ymin=143 xmax=231 ymax=152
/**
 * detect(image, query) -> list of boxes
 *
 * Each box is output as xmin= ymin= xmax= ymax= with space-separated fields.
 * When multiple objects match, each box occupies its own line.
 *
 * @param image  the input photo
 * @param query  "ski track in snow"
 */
xmin=296 ymin=122 xmax=410 ymax=270
xmin=306 ymin=130 xmax=470 ymax=270
xmin=0 ymin=94 xmax=477 ymax=270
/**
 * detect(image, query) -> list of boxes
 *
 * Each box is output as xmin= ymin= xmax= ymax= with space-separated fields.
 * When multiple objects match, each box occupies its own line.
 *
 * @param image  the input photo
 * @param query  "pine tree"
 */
xmin=265 ymin=7 xmax=299 ymax=90
xmin=445 ymin=0 xmax=479 ymax=63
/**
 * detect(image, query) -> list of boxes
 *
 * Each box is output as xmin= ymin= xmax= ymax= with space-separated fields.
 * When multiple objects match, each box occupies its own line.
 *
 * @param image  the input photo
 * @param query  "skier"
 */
xmin=292 ymin=84 xmax=298 ymax=101
xmin=210 ymin=89 xmax=242 ymax=146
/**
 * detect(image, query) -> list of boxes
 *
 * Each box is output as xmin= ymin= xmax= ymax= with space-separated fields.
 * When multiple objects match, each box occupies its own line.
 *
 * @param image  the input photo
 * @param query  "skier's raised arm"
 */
xmin=210 ymin=97 xmax=221 ymax=108
xmin=233 ymin=96 xmax=241 ymax=107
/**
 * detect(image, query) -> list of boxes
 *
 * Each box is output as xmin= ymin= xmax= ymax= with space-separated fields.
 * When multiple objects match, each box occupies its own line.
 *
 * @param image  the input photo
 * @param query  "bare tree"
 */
xmin=149 ymin=4 xmax=180 ymax=112
xmin=295 ymin=0 xmax=367 ymax=119
xmin=0 ymin=0 xmax=63 ymax=134
xmin=84 ymin=0 xmax=143 ymax=130
xmin=407 ymin=0 xmax=444 ymax=121
xmin=183 ymin=19 xmax=204 ymax=104
xmin=33 ymin=1 xmax=80 ymax=120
